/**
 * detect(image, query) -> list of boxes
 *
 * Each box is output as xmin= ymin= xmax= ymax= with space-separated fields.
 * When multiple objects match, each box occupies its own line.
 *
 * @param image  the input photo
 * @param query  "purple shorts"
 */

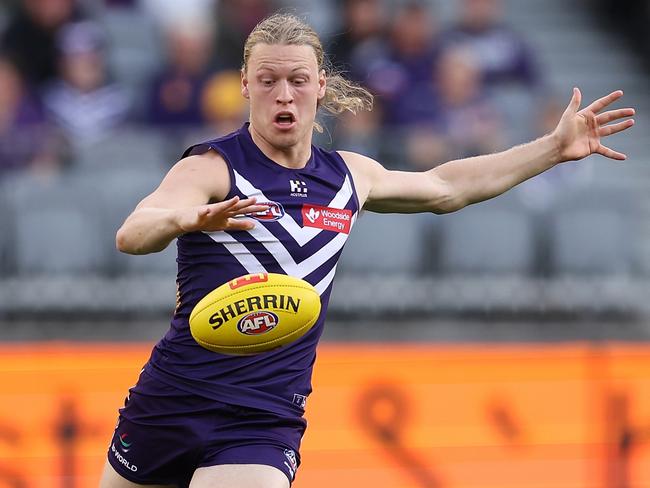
xmin=106 ymin=370 xmax=305 ymax=487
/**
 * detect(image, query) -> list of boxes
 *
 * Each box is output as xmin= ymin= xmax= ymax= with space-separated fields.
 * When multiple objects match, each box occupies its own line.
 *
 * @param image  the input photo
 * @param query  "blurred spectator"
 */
xmin=405 ymin=47 xmax=504 ymax=169
xmin=334 ymin=108 xmax=384 ymax=162
xmin=1 ymin=0 xmax=83 ymax=87
xmin=213 ymin=0 xmax=277 ymax=70
xmin=42 ymin=21 xmax=131 ymax=148
xmin=201 ymin=70 xmax=249 ymax=134
xmin=0 ymin=55 xmax=63 ymax=178
xmin=441 ymin=0 xmax=541 ymax=90
xmin=328 ymin=0 xmax=388 ymax=76
xmin=363 ymin=1 xmax=441 ymax=126
xmin=146 ymin=19 xmax=215 ymax=128
xmin=327 ymin=0 xmax=389 ymax=161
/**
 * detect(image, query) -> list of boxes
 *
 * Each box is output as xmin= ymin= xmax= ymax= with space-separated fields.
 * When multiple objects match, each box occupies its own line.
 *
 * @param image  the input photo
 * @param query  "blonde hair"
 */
xmin=242 ymin=13 xmax=374 ymax=132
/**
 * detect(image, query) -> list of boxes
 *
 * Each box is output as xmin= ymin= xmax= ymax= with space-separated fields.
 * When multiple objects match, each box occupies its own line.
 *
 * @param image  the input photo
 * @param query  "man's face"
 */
xmin=242 ymin=43 xmax=326 ymax=151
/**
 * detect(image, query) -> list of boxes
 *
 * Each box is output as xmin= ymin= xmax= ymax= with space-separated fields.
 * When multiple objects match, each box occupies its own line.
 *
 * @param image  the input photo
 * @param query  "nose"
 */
xmin=276 ymin=80 xmax=293 ymax=104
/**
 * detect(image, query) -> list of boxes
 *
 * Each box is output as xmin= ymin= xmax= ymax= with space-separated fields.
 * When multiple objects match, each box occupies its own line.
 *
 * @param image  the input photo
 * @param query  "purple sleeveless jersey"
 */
xmin=143 ymin=123 xmax=359 ymax=418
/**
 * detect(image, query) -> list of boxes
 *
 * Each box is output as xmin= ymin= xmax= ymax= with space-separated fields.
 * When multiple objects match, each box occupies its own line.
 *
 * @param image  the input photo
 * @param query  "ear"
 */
xmin=241 ymin=69 xmax=250 ymax=99
xmin=317 ymin=69 xmax=326 ymax=100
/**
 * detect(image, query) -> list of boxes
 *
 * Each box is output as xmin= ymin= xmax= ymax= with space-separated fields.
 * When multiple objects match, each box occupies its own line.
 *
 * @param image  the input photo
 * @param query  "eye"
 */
xmin=260 ymin=78 xmax=274 ymax=86
xmin=292 ymin=77 xmax=307 ymax=86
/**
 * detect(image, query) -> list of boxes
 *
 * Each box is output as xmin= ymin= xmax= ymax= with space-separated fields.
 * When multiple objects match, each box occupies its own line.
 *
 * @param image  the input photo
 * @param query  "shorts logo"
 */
xmin=302 ymin=205 xmax=352 ymax=234
xmin=283 ymin=449 xmax=298 ymax=480
xmin=111 ymin=443 xmax=138 ymax=472
xmin=249 ymin=201 xmax=285 ymax=221
xmin=119 ymin=433 xmax=132 ymax=453
xmin=237 ymin=311 xmax=278 ymax=335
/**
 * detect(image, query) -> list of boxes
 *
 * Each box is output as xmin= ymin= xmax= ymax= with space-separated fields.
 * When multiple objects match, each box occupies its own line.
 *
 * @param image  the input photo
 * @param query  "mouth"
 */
xmin=273 ymin=112 xmax=297 ymax=130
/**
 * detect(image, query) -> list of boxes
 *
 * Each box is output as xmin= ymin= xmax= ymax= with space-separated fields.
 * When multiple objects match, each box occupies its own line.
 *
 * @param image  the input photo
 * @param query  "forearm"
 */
xmin=431 ymin=133 xmax=561 ymax=210
xmin=115 ymin=207 xmax=183 ymax=255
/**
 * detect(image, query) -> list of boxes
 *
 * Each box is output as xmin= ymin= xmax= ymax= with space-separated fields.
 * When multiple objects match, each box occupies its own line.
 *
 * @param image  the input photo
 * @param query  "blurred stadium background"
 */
xmin=1 ymin=0 xmax=650 ymax=486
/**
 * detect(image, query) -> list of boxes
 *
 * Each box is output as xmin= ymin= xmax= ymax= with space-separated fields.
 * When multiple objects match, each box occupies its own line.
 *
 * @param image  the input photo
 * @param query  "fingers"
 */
xmin=569 ymin=86 xmax=582 ymax=113
xmin=203 ymin=197 xmax=268 ymax=217
xmin=584 ymin=90 xmax=624 ymax=114
xmin=227 ymin=199 xmax=268 ymax=217
xmin=597 ymin=143 xmax=627 ymax=161
xmin=224 ymin=217 xmax=256 ymax=231
xmin=599 ymin=118 xmax=635 ymax=137
xmin=597 ymin=107 xmax=635 ymax=125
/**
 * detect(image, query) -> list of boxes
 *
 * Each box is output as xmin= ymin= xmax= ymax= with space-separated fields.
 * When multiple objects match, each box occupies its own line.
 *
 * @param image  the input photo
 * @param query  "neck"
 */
xmin=248 ymin=124 xmax=312 ymax=169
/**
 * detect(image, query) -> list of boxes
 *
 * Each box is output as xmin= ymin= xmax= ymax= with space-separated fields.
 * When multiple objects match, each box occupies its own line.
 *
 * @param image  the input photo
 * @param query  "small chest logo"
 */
xmin=249 ymin=201 xmax=284 ymax=221
xmin=302 ymin=205 xmax=352 ymax=234
xmin=229 ymin=273 xmax=268 ymax=290
xmin=292 ymin=393 xmax=307 ymax=409
xmin=237 ymin=311 xmax=278 ymax=335
xmin=290 ymin=180 xmax=308 ymax=197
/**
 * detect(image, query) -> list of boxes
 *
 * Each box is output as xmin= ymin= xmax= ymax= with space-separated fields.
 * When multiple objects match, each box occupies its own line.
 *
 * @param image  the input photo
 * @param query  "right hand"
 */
xmin=176 ymin=196 xmax=268 ymax=233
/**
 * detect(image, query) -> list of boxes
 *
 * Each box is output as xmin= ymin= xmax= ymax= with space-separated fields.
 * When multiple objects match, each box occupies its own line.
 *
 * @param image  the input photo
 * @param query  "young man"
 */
xmin=100 ymin=13 xmax=635 ymax=488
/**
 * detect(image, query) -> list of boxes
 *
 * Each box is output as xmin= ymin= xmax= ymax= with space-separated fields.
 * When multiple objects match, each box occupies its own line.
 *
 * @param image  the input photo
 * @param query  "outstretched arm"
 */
xmin=115 ymin=151 xmax=267 ymax=255
xmin=343 ymin=88 xmax=635 ymax=213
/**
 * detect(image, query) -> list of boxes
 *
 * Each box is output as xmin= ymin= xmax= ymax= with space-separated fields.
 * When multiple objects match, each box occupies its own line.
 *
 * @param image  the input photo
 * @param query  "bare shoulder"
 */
xmin=168 ymin=150 xmax=230 ymax=201
xmin=337 ymin=150 xmax=387 ymax=208
xmin=173 ymin=149 xmax=229 ymax=180
xmin=138 ymin=149 xmax=231 ymax=209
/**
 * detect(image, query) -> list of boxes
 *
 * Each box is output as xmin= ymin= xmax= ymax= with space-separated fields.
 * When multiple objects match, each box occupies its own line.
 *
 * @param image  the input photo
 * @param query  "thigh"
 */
xmin=106 ymin=372 xmax=206 ymax=486
xmin=189 ymin=464 xmax=289 ymax=488
xmin=99 ymin=460 xmax=176 ymax=488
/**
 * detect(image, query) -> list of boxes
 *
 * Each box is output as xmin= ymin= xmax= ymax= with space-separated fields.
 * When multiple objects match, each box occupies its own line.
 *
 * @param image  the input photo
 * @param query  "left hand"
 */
xmin=552 ymin=87 xmax=635 ymax=162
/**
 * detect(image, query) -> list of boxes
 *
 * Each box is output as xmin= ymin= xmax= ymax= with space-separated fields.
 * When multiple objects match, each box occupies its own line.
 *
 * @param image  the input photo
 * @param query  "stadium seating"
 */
xmin=547 ymin=187 xmax=636 ymax=276
xmin=69 ymin=165 xmax=168 ymax=274
xmin=2 ymin=171 xmax=109 ymax=275
xmin=338 ymin=212 xmax=428 ymax=275
xmin=437 ymin=193 xmax=535 ymax=276
xmin=100 ymin=8 xmax=163 ymax=96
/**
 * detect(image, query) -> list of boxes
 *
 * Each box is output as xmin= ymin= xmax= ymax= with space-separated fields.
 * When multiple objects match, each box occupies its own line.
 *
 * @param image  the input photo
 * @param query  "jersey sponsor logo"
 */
xmin=290 ymin=179 xmax=308 ymax=197
xmin=304 ymin=207 xmax=320 ymax=224
xmin=302 ymin=205 xmax=352 ymax=234
xmin=209 ymin=294 xmax=301 ymax=329
xmin=237 ymin=311 xmax=278 ymax=335
xmin=228 ymin=273 xmax=268 ymax=290
xmin=249 ymin=201 xmax=285 ymax=221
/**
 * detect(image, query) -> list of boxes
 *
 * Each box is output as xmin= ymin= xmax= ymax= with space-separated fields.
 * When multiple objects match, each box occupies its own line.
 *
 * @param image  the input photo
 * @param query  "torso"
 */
xmin=142 ymin=123 xmax=360 ymax=418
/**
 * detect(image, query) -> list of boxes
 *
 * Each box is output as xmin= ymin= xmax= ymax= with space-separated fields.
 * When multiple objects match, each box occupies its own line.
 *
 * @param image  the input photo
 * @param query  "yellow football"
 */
xmin=189 ymin=273 xmax=321 ymax=355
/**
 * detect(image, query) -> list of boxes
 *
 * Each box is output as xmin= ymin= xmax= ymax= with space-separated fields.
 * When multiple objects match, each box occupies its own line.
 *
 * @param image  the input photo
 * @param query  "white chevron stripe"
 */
xmin=211 ymin=234 xmax=266 ymax=275
xmin=206 ymin=213 xmax=356 ymax=296
xmin=314 ymin=265 xmax=337 ymax=294
xmin=233 ymin=170 xmax=354 ymax=247
xmin=205 ymin=170 xmax=357 ymax=296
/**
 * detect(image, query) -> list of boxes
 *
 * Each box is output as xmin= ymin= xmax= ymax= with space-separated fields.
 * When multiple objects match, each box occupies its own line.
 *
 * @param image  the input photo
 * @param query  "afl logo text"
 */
xmin=237 ymin=311 xmax=278 ymax=335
